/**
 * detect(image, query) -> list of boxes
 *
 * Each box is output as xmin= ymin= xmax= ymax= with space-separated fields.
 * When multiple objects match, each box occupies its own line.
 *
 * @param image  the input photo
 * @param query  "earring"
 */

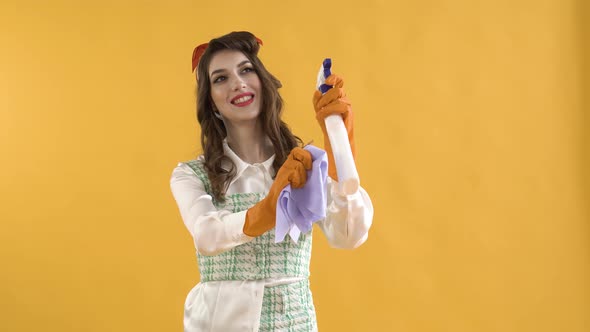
xmin=212 ymin=106 xmax=223 ymax=119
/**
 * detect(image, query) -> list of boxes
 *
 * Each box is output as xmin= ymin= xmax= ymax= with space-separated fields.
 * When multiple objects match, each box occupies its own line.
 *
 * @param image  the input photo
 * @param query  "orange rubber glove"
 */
xmin=312 ymin=74 xmax=355 ymax=181
xmin=243 ymin=147 xmax=313 ymax=237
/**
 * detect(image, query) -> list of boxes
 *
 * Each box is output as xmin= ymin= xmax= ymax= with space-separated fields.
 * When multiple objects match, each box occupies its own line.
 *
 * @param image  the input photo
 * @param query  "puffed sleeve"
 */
xmin=170 ymin=162 xmax=254 ymax=256
xmin=316 ymin=177 xmax=374 ymax=249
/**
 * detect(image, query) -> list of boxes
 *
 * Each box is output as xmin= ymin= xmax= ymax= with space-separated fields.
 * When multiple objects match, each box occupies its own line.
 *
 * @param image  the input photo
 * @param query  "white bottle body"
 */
xmin=324 ymin=115 xmax=359 ymax=195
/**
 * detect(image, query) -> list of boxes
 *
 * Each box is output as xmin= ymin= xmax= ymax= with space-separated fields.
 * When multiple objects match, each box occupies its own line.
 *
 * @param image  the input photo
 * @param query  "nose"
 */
xmin=231 ymin=75 xmax=246 ymax=91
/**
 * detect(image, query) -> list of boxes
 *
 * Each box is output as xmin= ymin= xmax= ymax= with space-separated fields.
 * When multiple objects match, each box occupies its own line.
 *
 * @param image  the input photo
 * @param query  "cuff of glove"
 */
xmin=232 ymin=210 xmax=254 ymax=243
xmin=243 ymin=206 xmax=275 ymax=237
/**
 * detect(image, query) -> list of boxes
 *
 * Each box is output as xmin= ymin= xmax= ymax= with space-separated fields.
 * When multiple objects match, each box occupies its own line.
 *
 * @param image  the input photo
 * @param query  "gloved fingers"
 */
xmin=315 ymin=98 xmax=352 ymax=121
xmin=314 ymin=87 xmax=347 ymax=110
xmin=283 ymin=147 xmax=312 ymax=188
xmin=290 ymin=147 xmax=312 ymax=170
xmin=312 ymin=90 xmax=323 ymax=108
xmin=288 ymin=162 xmax=308 ymax=189
xmin=325 ymin=74 xmax=345 ymax=88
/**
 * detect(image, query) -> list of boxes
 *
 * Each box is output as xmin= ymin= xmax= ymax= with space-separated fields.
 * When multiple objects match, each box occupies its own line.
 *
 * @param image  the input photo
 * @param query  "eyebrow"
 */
xmin=210 ymin=60 xmax=252 ymax=77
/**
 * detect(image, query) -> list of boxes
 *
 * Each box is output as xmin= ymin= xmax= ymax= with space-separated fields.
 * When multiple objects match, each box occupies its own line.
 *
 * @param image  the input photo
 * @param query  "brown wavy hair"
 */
xmin=195 ymin=31 xmax=302 ymax=202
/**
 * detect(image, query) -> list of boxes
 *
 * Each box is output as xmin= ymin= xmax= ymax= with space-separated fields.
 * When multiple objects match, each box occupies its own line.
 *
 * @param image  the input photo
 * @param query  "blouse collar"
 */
xmin=222 ymin=139 xmax=276 ymax=181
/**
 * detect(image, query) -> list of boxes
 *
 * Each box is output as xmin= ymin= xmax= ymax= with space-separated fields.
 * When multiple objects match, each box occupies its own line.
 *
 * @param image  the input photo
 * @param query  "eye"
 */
xmin=241 ymin=67 xmax=254 ymax=74
xmin=212 ymin=75 xmax=226 ymax=83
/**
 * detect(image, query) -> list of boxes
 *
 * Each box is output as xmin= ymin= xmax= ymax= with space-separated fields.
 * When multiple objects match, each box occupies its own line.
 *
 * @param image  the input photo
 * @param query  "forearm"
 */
xmin=192 ymin=210 xmax=253 ymax=256
xmin=170 ymin=163 xmax=253 ymax=256
xmin=318 ymin=179 xmax=374 ymax=249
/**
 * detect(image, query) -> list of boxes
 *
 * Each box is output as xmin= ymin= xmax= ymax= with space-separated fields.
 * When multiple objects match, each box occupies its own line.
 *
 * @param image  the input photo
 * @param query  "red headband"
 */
xmin=191 ymin=36 xmax=264 ymax=74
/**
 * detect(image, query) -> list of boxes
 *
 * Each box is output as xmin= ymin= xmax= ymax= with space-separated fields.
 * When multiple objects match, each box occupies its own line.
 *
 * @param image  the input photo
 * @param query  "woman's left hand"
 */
xmin=312 ymin=74 xmax=355 ymax=180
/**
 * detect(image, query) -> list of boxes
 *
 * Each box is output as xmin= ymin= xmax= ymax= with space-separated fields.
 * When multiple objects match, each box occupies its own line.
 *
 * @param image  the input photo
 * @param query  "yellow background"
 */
xmin=1 ymin=0 xmax=588 ymax=331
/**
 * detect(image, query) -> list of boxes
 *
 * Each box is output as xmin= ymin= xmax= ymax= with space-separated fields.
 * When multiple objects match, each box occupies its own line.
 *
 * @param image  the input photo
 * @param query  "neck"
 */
xmin=225 ymin=121 xmax=274 ymax=164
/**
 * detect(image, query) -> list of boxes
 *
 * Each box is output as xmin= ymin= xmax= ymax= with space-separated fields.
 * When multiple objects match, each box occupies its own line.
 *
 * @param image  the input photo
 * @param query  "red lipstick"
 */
xmin=231 ymin=93 xmax=254 ymax=107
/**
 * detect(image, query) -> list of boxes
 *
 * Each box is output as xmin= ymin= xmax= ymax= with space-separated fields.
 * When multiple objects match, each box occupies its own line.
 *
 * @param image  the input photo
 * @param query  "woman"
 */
xmin=170 ymin=31 xmax=373 ymax=332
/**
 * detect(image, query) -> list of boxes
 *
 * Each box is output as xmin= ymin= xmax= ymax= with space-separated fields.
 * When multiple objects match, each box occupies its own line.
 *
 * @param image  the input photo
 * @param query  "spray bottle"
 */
xmin=316 ymin=58 xmax=359 ymax=195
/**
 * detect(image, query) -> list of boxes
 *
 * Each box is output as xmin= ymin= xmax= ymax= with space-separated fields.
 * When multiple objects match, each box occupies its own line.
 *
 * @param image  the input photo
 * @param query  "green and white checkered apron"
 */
xmin=186 ymin=160 xmax=317 ymax=331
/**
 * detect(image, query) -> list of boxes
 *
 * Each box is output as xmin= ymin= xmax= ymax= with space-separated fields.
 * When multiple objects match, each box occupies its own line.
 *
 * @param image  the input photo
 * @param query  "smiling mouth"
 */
xmin=231 ymin=94 xmax=254 ymax=107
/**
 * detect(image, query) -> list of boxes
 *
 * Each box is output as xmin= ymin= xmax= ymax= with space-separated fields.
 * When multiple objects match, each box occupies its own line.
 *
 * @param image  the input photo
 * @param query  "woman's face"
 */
xmin=208 ymin=49 xmax=262 ymax=125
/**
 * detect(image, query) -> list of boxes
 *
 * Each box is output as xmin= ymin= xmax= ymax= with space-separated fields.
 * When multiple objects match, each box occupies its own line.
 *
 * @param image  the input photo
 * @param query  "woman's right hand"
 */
xmin=243 ymin=147 xmax=312 ymax=237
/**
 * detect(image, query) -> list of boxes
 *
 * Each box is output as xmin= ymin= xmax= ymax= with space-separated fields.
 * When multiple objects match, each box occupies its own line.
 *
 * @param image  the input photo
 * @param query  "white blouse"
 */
xmin=170 ymin=141 xmax=374 ymax=331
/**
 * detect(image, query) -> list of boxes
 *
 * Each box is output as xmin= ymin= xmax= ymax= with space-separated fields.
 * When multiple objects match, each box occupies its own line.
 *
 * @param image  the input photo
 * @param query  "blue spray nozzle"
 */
xmin=317 ymin=58 xmax=333 ymax=94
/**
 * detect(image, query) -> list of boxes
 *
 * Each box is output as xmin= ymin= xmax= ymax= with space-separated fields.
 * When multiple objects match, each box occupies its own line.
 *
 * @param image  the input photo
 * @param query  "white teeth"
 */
xmin=233 ymin=95 xmax=252 ymax=104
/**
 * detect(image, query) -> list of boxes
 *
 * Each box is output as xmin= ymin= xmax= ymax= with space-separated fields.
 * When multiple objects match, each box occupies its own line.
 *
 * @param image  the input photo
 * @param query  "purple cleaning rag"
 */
xmin=275 ymin=145 xmax=328 ymax=243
